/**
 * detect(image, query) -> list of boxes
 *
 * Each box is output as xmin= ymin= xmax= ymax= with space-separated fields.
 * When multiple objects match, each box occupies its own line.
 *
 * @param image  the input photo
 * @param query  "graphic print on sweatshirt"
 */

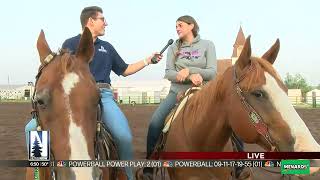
xmin=177 ymin=49 xmax=201 ymax=60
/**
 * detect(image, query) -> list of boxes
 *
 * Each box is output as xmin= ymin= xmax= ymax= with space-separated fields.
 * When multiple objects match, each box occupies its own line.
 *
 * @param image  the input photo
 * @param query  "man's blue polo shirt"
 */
xmin=62 ymin=34 xmax=128 ymax=84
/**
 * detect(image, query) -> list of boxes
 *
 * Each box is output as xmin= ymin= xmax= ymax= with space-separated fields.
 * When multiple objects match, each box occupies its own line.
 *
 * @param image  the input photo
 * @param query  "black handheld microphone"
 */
xmin=151 ymin=39 xmax=174 ymax=64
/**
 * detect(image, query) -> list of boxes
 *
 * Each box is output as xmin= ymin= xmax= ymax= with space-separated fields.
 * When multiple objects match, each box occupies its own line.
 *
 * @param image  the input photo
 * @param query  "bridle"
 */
xmin=31 ymin=52 xmax=105 ymax=179
xmin=233 ymin=62 xmax=278 ymax=152
xmin=30 ymin=52 xmax=57 ymax=178
xmin=31 ymin=52 xmax=57 ymax=130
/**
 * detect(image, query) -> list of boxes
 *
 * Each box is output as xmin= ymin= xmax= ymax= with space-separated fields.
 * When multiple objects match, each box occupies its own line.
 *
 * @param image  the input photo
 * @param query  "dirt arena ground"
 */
xmin=0 ymin=102 xmax=319 ymax=180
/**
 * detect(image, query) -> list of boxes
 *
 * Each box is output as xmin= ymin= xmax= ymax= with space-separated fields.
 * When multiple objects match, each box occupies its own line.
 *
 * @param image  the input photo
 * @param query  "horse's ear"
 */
xmin=37 ymin=30 xmax=52 ymax=64
xmin=261 ymin=39 xmax=280 ymax=65
xmin=76 ymin=27 xmax=94 ymax=63
xmin=236 ymin=35 xmax=252 ymax=70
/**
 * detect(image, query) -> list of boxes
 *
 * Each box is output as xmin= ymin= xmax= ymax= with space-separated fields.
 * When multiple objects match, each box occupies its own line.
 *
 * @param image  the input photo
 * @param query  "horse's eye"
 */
xmin=251 ymin=90 xmax=265 ymax=98
xmin=34 ymin=88 xmax=50 ymax=109
xmin=34 ymin=97 xmax=47 ymax=109
xmin=37 ymin=99 xmax=45 ymax=106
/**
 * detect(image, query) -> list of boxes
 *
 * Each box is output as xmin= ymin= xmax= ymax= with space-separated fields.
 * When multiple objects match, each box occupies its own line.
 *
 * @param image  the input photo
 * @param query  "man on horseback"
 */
xmin=25 ymin=6 xmax=162 ymax=180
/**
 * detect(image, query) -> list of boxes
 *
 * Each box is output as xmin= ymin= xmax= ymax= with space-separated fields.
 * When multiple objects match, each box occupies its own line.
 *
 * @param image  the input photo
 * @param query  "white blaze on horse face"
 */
xmin=62 ymin=72 xmax=94 ymax=179
xmin=69 ymin=121 xmax=94 ymax=179
xmin=262 ymin=73 xmax=320 ymax=152
xmin=62 ymin=72 xmax=79 ymax=95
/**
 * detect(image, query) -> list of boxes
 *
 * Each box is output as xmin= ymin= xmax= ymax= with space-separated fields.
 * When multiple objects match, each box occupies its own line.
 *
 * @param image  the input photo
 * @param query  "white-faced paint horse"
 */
xmin=26 ymin=28 xmax=124 ymax=180
xmin=154 ymin=36 xmax=320 ymax=180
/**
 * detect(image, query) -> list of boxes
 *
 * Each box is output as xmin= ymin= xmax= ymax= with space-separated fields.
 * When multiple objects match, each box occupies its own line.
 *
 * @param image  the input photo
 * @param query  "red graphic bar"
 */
xmin=155 ymin=152 xmax=320 ymax=160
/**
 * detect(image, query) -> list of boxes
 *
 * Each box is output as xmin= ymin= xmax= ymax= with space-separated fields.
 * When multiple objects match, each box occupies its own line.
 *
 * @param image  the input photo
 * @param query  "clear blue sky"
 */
xmin=0 ymin=0 xmax=319 ymax=85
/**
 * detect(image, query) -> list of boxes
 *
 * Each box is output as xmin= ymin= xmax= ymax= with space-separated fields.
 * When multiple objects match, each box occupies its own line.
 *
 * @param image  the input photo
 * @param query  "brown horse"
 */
xmin=26 ymin=28 xmax=121 ymax=180
xmin=161 ymin=36 xmax=320 ymax=179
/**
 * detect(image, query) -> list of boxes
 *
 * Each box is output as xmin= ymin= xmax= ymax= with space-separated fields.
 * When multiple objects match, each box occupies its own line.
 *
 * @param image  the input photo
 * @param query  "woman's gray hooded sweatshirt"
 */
xmin=164 ymin=35 xmax=217 ymax=93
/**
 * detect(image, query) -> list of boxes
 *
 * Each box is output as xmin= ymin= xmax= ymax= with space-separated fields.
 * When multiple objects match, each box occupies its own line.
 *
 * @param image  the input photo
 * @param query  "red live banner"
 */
xmin=156 ymin=152 xmax=320 ymax=160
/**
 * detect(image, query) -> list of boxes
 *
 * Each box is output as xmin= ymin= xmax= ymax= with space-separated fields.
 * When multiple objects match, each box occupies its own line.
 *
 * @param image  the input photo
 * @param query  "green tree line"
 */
xmin=284 ymin=73 xmax=318 ymax=96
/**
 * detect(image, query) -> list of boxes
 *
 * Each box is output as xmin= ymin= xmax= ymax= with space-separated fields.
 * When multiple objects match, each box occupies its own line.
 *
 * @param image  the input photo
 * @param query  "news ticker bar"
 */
xmin=156 ymin=152 xmax=320 ymax=159
xmin=0 ymin=160 xmax=319 ymax=168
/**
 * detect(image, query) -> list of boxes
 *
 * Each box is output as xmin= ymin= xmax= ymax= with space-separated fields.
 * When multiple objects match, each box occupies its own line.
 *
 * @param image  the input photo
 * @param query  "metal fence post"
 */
xmin=312 ymin=92 xmax=316 ymax=108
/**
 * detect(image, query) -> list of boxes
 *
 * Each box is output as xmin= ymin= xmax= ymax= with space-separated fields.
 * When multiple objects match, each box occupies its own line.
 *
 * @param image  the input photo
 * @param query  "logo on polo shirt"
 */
xmin=98 ymin=46 xmax=107 ymax=53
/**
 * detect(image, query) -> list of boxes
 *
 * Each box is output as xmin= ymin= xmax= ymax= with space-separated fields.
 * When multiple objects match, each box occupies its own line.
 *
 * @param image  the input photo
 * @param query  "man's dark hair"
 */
xmin=80 ymin=6 xmax=103 ymax=29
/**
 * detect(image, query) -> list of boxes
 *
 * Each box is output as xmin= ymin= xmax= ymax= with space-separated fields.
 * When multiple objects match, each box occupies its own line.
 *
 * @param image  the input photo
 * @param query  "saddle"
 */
xmin=135 ymin=87 xmax=202 ymax=180
xmin=94 ymin=102 xmax=122 ymax=179
xmin=163 ymin=87 xmax=201 ymax=133
xmin=151 ymin=86 xmax=202 ymax=159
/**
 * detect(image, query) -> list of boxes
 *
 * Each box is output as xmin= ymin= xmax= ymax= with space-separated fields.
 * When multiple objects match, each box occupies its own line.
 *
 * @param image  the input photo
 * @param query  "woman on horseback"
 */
xmin=143 ymin=15 xmax=217 ymax=177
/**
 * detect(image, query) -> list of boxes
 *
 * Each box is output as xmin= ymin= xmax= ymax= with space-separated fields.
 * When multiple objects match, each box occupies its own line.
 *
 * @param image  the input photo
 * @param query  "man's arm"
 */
xmin=122 ymin=54 xmax=161 ymax=76
xmin=164 ymin=46 xmax=180 ymax=82
xmin=110 ymin=44 xmax=162 ymax=77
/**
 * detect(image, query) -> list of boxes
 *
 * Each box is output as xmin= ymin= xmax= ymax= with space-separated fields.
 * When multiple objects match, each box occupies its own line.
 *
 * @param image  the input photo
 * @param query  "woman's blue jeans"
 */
xmin=146 ymin=91 xmax=177 ymax=158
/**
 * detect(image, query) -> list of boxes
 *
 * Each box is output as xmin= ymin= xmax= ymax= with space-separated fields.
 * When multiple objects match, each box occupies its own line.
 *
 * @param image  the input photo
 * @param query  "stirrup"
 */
xmin=141 ymin=173 xmax=153 ymax=180
xmin=237 ymin=167 xmax=253 ymax=180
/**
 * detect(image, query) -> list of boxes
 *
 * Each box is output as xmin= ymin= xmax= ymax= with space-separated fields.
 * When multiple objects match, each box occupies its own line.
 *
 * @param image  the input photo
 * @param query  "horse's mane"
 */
xmin=186 ymin=73 xmax=225 ymax=116
xmin=243 ymin=57 xmax=282 ymax=91
xmin=254 ymin=57 xmax=282 ymax=82
xmin=59 ymin=49 xmax=74 ymax=74
xmin=186 ymin=57 xmax=281 ymax=116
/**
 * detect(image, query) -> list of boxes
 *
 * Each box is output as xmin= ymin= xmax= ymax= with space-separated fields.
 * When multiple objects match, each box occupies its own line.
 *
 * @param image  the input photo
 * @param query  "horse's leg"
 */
xmin=102 ymin=167 xmax=128 ymax=180
xmin=215 ymin=138 xmax=234 ymax=180
xmin=226 ymin=138 xmax=253 ymax=180
xmin=117 ymin=169 xmax=127 ymax=180
xmin=26 ymin=167 xmax=50 ymax=180
xmin=40 ymin=168 xmax=51 ymax=180
xmin=169 ymin=168 xmax=229 ymax=180
xmin=25 ymin=167 xmax=33 ymax=180
xmin=101 ymin=167 xmax=109 ymax=180
xmin=168 ymin=168 xmax=195 ymax=180
xmin=167 ymin=139 xmax=232 ymax=180
xmin=134 ymin=168 xmax=147 ymax=180
xmin=102 ymin=167 xmax=126 ymax=180
xmin=167 ymin=168 xmax=177 ymax=180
